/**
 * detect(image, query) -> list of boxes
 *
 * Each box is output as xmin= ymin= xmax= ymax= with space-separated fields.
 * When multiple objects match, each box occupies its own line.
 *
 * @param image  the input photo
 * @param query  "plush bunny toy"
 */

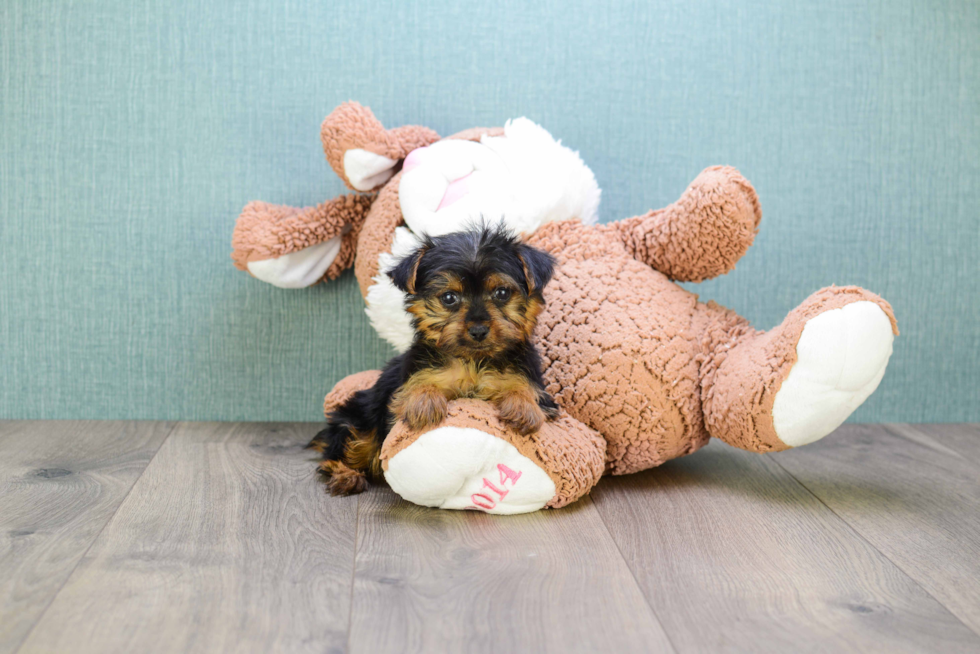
xmin=232 ymin=102 xmax=897 ymax=514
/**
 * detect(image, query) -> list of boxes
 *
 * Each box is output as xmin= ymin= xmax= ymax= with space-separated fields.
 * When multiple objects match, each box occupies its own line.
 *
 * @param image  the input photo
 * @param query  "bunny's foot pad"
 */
xmin=381 ymin=399 xmax=606 ymax=513
xmin=773 ymin=301 xmax=895 ymax=447
xmin=384 ymin=427 xmax=557 ymax=514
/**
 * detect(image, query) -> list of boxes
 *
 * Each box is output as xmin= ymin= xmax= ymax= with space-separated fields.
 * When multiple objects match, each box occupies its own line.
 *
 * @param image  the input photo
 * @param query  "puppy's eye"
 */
xmin=492 ymin=287 xmax=512 ymax=302
xmin=439 ymin=292 xmax=460 ymax=307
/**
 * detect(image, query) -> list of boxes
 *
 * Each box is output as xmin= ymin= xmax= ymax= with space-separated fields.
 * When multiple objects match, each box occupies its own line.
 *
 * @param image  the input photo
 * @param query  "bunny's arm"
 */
xmin=603 ymin=166 xmax=762 ymax=282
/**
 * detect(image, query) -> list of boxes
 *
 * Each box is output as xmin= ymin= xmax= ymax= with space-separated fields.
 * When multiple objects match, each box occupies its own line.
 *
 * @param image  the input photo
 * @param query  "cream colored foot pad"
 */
xmin=385 ymin=427 xmax=556 ymax=515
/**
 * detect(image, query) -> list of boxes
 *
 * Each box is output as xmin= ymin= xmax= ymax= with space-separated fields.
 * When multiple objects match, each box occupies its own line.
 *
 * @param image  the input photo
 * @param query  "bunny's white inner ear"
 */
xmin=343 ymin=148 xmax=398 ymax=191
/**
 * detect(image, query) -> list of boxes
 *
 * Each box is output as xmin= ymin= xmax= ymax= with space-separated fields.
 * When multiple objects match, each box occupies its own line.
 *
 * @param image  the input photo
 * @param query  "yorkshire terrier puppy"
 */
xmin=309 ymin=223 xmax=558 ymax=495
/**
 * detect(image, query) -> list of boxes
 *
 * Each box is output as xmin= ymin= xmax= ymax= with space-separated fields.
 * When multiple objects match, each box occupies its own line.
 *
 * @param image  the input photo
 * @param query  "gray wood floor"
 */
xmin=1 ymin=422 xmax=978 ymax=653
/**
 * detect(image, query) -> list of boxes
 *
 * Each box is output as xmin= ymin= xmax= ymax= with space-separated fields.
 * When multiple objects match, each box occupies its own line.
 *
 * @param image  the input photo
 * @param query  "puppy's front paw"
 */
xmin=496 ymin=394 xmax=547 ymax=435
xmin=394 ymin=386 xmax=449 ymax=431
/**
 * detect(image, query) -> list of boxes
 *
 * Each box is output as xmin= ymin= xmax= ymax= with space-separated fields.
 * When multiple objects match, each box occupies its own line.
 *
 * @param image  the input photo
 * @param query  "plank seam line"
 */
xmin=11 ymin=420 xmax=181 ymax=654
xmin=885 ymin=424 xmax=975 ymax=466
xmin=345 ymin=493 xmax=360 ymax=654
xmin=589 ymin=493 xmax=681 ymax=654
xmin=766 ymin=451 xmax=980 ymax=641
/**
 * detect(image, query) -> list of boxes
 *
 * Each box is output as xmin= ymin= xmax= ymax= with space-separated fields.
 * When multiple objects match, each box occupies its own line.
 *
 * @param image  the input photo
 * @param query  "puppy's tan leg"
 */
xmin=344 ymin=428 xmax=383 ymax=479
xmin=493 ymin=384 xmax=547 ymax=435
xmin=390 ymin=384 xmax=449 ymax=431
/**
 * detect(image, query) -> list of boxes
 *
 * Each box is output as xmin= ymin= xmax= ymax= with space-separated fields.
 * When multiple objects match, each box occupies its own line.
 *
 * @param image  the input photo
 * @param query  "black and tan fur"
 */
xmin=309 ymin=223 xmax=558 ymax=495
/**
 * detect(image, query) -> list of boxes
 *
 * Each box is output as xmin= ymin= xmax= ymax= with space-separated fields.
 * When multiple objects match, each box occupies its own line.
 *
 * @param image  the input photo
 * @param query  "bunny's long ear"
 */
xmin=321 ymin=102 xmax=441 ymax=192
xmin=232 ymin=193 xmax=375 ymax=289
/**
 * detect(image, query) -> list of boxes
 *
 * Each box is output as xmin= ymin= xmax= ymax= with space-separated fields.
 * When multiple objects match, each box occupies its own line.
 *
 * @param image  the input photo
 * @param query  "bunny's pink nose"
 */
xmin=436 ymin=173 xmax=472 ymax=210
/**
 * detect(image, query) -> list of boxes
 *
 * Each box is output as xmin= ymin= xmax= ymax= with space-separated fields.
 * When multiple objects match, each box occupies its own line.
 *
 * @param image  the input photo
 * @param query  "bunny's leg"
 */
xmin=698 ymin=287 xmax=897 ymax=452
xmin=382 ymin=400 xmax=606 ymax=513
xmin=605 ymin=166 xmax=761 ymax=282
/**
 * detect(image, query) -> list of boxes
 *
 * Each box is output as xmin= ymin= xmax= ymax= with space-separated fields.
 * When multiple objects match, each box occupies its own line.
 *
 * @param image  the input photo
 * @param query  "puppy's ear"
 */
xmin=388 ymin=245 xmax=428 ymax=295
xmin=517 ymin=244 xmax=556 ymax=294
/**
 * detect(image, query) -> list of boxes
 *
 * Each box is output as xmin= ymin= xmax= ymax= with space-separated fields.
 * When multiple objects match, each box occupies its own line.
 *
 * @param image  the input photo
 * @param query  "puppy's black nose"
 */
xmin=468 ymin=324 xmax=490 ymax=342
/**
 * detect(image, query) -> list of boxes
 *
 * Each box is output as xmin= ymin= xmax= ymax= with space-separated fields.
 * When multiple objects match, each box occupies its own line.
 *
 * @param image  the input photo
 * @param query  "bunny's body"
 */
xmin=232 ymin=103 xmax=896 ymax=513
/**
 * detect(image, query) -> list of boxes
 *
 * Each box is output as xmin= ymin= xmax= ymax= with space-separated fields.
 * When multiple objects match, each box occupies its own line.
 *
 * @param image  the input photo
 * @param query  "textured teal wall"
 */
xmin=1 ymin=0 xmax=977 ymax=422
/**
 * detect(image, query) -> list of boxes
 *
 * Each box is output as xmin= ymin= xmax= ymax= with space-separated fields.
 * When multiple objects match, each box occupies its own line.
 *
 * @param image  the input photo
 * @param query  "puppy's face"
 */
xmin=411 ymin=269 xmax=532 ymax=356
xmin=388 ymin=226 xmax=556 ymax=358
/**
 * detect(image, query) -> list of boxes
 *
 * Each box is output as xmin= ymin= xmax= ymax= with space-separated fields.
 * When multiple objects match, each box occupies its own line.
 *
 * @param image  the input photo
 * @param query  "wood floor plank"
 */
xmin=774 ymin=423 xmax=980 ymax=637
xmin=896 ymin=423 xmax=980 ymax=466
xmin=16 ymin=422 xmax=357 ymax=654
xmin=592 ymin=439 xmax=980 ymax=653
xmin=0 ymin=420 xmax=173 ymax=654
xmin=349 ymin=486 xmax=675 ymax=654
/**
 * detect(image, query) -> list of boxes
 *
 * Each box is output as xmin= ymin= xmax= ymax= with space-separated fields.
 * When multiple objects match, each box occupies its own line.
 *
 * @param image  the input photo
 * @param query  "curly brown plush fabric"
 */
xmin=380 ymin=399 xmax=606 ymax=509
xmin=353 ymin=172 xmax=405 ymax=298
xmin=342 ymin=160 xmax=872 ymax=485
xmin=698 ymin=286 xmax=897 ymax=453
xmin=321 ymin=102 xmax=440 ymax=191
xmin=231 ymin=193 xmax=374 ymax=281
xmin=234 ymin=103 xmax=899 ymax=512
xmin=323 ymin=369 xmax=382 ymax=417
xmin=528 ymin=220 xmax=710 ymax=474
xmin=608 ymin=165 xmax=762 ymax=282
